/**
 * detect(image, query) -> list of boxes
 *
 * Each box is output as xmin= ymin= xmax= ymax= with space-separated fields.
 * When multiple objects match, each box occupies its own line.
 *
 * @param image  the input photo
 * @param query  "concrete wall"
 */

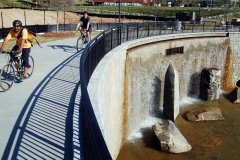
xmin=228 ymin=33 xmax=240 ymax=86
xmin=88 ymin=32 xmax=240 ymax=159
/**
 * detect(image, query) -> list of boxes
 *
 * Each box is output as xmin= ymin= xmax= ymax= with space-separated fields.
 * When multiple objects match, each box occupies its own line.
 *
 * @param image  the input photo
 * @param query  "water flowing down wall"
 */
xmin=88 ymin=32 xmax=239 ymax=159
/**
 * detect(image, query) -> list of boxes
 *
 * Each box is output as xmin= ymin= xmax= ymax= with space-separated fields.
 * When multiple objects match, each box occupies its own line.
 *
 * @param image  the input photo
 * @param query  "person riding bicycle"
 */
xmin=76 ymin=11 xmax=92 ymax=44
xmin=0 ymin=20 xmax=31 ymax=79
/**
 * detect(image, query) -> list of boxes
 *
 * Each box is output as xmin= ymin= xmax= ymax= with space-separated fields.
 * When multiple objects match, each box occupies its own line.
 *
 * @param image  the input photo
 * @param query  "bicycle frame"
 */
xmin=4 ymin=52 xmax=24 ymax=75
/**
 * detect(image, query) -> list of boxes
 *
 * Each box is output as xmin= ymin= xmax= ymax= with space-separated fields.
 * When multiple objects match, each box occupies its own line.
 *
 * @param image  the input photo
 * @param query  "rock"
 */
xmin=152 ymin=120 xmax=192 ymax=153
xmin=186 ymin=107 xmax=224 ymax=122
xmin=163 ymin=64 xmax=179 ymax=122
xmin=225 ymin=88 xmax=240 ymax=103
xmin=199 ymin=68 xmax=221 ymax=101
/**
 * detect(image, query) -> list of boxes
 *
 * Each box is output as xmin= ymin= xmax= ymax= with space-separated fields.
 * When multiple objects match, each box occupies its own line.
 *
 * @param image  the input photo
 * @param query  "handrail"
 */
xmin=79 ymin=21 xmax=233 ymax=159
xmin=80 ymin=28 xmax=112 ymax=159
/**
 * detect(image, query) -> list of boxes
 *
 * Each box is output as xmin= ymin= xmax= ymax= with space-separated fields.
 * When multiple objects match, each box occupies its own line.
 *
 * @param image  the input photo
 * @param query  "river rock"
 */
xmin=152 ymin=120 xmax=192 ymax=153
xmin=163 ymin=64 xmax=179 ymax=122
xmin=199 ymin=68 xmax=221 ymax=101
xmin=186 ymin=107 xmax=224 ymax=122
xmin=225 ymin=84 xmax=240 ymax=103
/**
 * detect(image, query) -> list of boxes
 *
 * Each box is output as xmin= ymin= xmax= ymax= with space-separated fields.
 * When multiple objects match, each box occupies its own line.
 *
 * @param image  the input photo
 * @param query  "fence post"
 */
xmin=172 ymin=22 xmax=174 ymax=34
xmin=24 ymin=10 xmax=26 ymax=26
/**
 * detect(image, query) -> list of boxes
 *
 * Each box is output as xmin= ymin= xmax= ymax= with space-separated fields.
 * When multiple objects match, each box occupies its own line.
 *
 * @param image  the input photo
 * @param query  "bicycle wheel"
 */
xmin=76 ymin=36 xmax=83 ymax=52
xmin=0 ymin=63 xmax=15 ymax=91
xmin=27 ymin=55 xmax=34 ymax=78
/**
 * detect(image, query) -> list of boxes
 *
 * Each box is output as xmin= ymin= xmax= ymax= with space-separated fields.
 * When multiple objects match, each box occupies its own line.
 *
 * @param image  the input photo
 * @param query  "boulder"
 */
xmin=199 ymin=68 xmax=221 ymax=101
xmin=186 ymin=107 xmax=224 ymax=122
xmin=152 ymin=120 xmax=192 ymax=153
xmin=163 ymin=64 xmax=179 ymax=122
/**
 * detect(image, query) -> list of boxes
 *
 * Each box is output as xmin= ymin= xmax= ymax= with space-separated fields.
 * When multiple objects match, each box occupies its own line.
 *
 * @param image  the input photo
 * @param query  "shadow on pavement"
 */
xmin=1 ymin=47 xmax=81 ymax=159
xmin=48 ymin=45 xmax=76 ymax=53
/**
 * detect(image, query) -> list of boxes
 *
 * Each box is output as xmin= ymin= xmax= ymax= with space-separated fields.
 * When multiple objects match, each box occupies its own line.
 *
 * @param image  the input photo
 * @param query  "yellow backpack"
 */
xmin=17 ymin=28 xmax=42 ymax=48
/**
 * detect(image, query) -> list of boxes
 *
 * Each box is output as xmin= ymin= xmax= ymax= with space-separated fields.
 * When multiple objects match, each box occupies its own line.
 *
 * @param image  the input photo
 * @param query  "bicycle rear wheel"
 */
xmin=26 ymin=55 xmax=34 ymax=78
xmin=76 ymin=36 xmax=83 ymax=52
xmin=0 ymin=64 xmax=15 ymax=91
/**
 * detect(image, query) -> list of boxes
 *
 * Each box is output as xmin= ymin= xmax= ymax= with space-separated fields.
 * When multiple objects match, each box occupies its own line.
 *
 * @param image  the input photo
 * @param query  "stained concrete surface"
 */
xmin=0 ymin=37 xmax=83 ymax=159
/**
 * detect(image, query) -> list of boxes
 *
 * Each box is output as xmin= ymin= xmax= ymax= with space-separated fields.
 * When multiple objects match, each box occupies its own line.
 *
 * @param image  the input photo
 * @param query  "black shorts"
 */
xmin=81 ymin=26 xmax=92 ymax=33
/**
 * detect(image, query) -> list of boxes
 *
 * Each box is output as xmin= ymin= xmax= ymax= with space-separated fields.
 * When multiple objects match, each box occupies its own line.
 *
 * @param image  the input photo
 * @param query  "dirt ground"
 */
xmin=0 ymin=9 xmax=141 ymax=28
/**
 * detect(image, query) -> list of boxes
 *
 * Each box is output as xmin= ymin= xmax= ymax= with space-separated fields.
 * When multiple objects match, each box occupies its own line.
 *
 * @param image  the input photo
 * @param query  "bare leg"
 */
xmin=24 ymin=67 xmax=28 ymax=76
xmin=87 ymin=32 xmax=91 ymax=43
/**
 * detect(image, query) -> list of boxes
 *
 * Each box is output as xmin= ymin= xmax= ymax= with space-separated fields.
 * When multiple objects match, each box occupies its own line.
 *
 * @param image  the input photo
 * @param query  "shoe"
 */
xmin=20 ymin=75 xmax=28 ymax=80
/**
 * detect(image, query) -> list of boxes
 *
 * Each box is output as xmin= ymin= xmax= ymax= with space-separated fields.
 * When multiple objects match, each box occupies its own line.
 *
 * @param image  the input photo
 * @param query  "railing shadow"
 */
xmin=47 ymin=45 xmax=76 ymax=53
xmin=1 ymin=48 xmax=81 ymax=159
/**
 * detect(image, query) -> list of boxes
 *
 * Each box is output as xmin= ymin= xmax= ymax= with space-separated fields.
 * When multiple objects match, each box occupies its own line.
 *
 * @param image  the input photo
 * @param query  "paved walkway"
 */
xmin=0 ymin=38 xmax=83 ymax=159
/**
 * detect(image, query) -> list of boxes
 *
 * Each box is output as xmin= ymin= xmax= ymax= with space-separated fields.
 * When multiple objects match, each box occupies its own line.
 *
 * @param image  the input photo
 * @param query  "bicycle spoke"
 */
xmin=0 ymin=64 xmax=15 ymax=91
xmin=27 ymin=55 xmax=34 ymax=78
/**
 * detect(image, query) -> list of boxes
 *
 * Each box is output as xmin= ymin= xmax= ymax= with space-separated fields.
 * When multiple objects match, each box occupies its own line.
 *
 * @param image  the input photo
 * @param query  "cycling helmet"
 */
xmin=12 ymin=20 xmax=22 ymax=27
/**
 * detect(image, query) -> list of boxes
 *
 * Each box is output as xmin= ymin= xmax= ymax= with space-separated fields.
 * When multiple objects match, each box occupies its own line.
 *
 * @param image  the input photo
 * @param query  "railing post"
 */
xmin=148 ymin=22 xmax=150 ymax=36
xmin=111 ymin=28 xmax=113 ymax=49
xmin=214 ymin=21 xmax=216 ymax=32
xmin=172 ymin=22 xmax=174 ymax=34
xmin=137 ymin=23 xmax=139 ymax=39
xmin=182 ymin=22 xmax=184 ymax=33
xmin=120 ymin=26 xmax=122 ymax=45
xmin=192 ymin=22 xmax=194 ymax=33
xmin=203 ymin=21 xmax=205 ymax=32
xmin=159 ymin=23 xmax=162 ymax=35
xmin=127 ymin=25 xmax=129 ymax=41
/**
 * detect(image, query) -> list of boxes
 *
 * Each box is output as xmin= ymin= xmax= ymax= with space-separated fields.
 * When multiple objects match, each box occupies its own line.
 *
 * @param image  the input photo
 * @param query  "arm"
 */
xmin=0 ymin=33 xmax=12 ymax=49
xmin=19 ymin=29 xmax=28 ymax=51
xmin=86 ymin=17 xmax=91 ymax=31
xmin=86 ymin=22 xmax=90 ymax=31
xmin=76 ymin=18 xmax=83 ymax=31
xmin=76 ymin=22 xmax=81 ymax=31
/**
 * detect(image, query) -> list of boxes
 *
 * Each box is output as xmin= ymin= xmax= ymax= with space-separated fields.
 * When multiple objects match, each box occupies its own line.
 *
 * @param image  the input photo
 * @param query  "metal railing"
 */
xmin=79 ymin=21 xmax=234 ymax=159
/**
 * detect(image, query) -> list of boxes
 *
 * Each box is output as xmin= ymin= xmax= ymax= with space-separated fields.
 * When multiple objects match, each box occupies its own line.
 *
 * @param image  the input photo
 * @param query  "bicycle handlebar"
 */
xmin=1 ymin=50 xmax=15 ymax=55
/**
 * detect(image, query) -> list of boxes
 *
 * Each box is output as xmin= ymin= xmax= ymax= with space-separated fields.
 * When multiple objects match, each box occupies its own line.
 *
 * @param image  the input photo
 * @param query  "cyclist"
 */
xmin=0 ymin=20 xmax=31 ymax=79
xmin=76 ymin=11 xmax=92 ymax=44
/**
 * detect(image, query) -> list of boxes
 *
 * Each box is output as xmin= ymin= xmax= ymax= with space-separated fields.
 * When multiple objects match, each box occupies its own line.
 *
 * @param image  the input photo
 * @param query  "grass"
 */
xmin=1 ymin=30 xmax=101 ymax=51
xmin=75 ymin=5 xmax=240 ymax=17
xmin=2 ymin=0 xmax=240 ymax=18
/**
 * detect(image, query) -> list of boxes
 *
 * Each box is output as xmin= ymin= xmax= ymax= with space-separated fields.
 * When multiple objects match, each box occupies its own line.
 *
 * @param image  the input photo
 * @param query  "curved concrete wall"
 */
xmin=88 ymin=32 xmax=240 ymax=159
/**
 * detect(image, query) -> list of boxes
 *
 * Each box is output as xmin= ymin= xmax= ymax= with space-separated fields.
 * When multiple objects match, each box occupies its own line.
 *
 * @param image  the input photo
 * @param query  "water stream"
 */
xmin=117 ymin=93 xmax=240 ymax=160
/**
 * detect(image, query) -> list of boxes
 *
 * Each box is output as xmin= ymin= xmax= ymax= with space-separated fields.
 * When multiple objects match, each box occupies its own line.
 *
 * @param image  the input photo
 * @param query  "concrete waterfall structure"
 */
xmin=87 ymin=32 xmax=240 ymax=159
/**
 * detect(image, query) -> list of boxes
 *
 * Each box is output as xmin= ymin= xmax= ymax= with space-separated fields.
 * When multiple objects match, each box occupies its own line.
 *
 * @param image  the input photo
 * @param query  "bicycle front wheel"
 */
xmin=76 ymin=36 xmax=83 ymax=52
xmin=27 ymin=55 xmax=34 ymax=78
xmin=0 ymin=63 xmax=15 ymax=91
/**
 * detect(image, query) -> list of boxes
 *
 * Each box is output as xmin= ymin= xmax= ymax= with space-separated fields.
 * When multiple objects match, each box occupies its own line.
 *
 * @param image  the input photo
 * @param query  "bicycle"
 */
xmin=76 ymin=30 xmax=91 ymax=52
xmin=0 ymin=50 xmax=34 ymax=91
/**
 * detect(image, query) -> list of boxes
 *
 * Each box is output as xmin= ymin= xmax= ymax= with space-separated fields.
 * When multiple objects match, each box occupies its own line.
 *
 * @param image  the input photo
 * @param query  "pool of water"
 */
xmin=117 ymin=94 xmax=240 ymax=160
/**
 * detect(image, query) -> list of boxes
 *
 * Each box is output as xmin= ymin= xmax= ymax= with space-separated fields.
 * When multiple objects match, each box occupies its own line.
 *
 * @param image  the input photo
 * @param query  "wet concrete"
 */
xmin=117 ymin=92 xmax=240 ymax=160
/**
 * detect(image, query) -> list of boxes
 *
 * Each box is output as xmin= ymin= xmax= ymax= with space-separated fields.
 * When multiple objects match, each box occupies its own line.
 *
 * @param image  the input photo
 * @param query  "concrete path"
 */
xmin=0 ymin=37 xmax=84 ymax=159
